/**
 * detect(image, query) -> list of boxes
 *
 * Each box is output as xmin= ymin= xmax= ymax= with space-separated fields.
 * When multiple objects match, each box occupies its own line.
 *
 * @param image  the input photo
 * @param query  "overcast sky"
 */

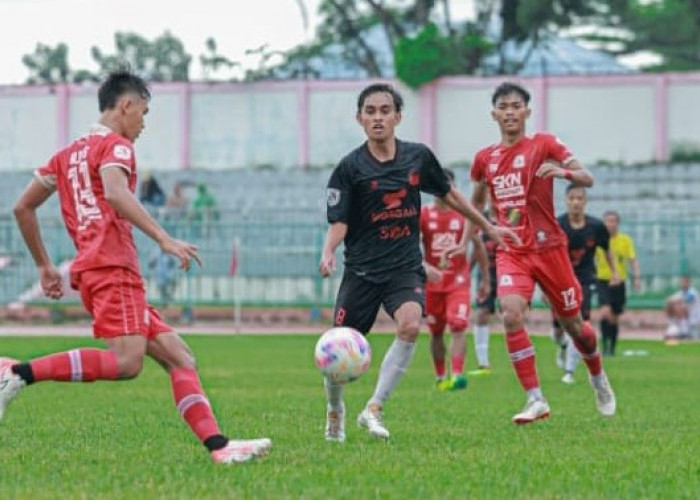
xmin=0 ymin=0 xmax=474 ymax=84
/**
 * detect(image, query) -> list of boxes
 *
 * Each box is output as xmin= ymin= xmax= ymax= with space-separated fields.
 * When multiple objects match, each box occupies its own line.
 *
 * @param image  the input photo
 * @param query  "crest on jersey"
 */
xmin=537 ymin=230 xmax=547 ymax=242
xmin=449 ymin=219 xmax=460 ymax=230
xmin=327 ymin=188 xmax=341 ymax=207
xmin=114 ymin=144 xmax=132 ymax=160
xmin=499 ymin=274 xmax=513 ymax=286
xmin=513 ymin=154 xmax=525 ymax=168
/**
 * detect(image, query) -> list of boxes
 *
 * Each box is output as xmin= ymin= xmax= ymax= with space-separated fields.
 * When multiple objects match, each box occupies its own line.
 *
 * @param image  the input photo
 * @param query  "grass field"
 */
xmin=0 ymin=333 xmax=698 ymax=499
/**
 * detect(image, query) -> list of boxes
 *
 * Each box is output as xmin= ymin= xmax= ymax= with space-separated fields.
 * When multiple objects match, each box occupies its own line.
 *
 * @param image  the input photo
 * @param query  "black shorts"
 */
xmin=476 ymin=267 xmax=498 ymax=314
xmin=597 ymin=280 xmax=626 ymax=315
xmin=333 ymin=269 xmax=425 ymax=335
xmin=552 ymin=279 xmax=596 ymax=327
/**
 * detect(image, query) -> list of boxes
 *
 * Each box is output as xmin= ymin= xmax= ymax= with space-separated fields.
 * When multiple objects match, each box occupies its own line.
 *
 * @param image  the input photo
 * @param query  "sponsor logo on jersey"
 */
xmin=382 ymin=189 xmax=407 ymax=210
xmin=327 ymin=188 xmax=341 ymax=207
xmin=513 ymin=154 xmax=525 ymax=168
xmin=488 ymin=163 xmax=498 ymax=173
xmin=499 ymin=274 xmax=513 ymax=286
xmin=537 ymin=230 xmax=547 ymax=242
xmin=428 ymin=222 xmax=438 ymax=230
xmin=492 ymin=172 xmax=524 ymax=199
xmin=507 ymin=208 xmax=521 ymax=226
xmin=114 ymin=144 xmax=132 ymax=160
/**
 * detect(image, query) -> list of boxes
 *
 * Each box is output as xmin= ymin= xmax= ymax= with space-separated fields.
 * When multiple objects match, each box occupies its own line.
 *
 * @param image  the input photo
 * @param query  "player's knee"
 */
xmin=118 ymin=355 xmax=145 ymax=379
xmin=501 ymin=307 xmax=525 ymax=331
xmin=397 ymin=318 xmax=421 ymax=341
xmin=448 ymin=318 xmax=468 ymax=333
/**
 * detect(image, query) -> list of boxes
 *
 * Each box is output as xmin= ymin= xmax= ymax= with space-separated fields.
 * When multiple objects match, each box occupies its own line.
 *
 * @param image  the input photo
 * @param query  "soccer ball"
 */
xmin=314 ymin=327 xmax=371 ymax=384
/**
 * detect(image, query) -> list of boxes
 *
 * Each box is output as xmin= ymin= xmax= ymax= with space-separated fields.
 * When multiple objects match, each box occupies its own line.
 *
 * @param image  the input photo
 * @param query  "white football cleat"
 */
xmin=590 ymin=371 xmax=616 ymax=417
xmin=0 ymin=357 xmax=24 ymax=421
xmin=512 ymin=396 xmax=551 ymax=425
xmin=211 ymin=438 xmax=272 ymax=464
xmin=561 ymin=372 xmax=575 ymax=385
xmin=325 ymin=404 xmax=346 ymax=443
xmin=357 ymin=403 xmax=390 ymax=439
xmin=556 ymin=345 xmax=567 ymax=370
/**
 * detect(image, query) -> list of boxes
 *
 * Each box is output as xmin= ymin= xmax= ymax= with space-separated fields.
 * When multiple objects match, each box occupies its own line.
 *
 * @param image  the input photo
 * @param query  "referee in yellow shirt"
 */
xmin=595 ymin=211 xmax=642 ymax=355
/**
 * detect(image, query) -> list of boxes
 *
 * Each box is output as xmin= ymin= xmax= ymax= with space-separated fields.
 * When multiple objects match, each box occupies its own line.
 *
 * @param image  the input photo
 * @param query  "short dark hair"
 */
xmin=492 ymin=82 xmax=530 ymax=106
xmin=357 ymin=83 xmax=403 ymax=113
xmin=566 ymin=184 xmax=586 ymax=195
xmin=98 ymin=65 xmax=151 ymax=112
xmin=443 ymin=168 xmax=455 ymax=183
xmin=603 ymin=210 xmax=620 ymax=222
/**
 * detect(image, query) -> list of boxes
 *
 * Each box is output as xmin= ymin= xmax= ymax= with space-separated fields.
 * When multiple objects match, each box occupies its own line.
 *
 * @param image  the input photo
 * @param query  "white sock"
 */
xmin=368 ymin=338 xmax=416 ymax=406
xmin=324 ymin=376 xmax=344 ymax=410
xmin=552 ymin=328 xmax=568 ymax=347
xmin=527 ymin=388 xmax=544 ymax=400
xmin=474 ymin=325 xmax=490 ymax=367
xmin=564 ymin=334 xmax=581 ymax=373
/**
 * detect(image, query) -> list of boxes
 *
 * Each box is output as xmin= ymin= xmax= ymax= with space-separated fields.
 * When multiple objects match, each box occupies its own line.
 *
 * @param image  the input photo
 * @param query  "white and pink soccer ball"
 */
xmin=314 ymin=327 xmax=371 ymax=384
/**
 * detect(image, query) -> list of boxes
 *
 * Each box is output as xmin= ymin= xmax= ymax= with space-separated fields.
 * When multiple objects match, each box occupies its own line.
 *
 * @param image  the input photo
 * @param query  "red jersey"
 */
xmin=420 ymin=204 xmax=470 ymax=292
xmin=35 ymin=124 xmax=140 ymax=280
xmin=471 ymin=133 xmax=574 ymax=254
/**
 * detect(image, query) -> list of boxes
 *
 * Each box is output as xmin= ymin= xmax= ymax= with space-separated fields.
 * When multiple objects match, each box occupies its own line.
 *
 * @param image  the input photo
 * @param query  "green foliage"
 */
xmin=581 ymin=0 xmax=700 ymax=72
xmin=21 ymin=43 xmax=71 ymax=84
xmin=395 ymin=22 xmax=492 ymax=88
xmin=1 ymin=334 xmax=699 ymax=498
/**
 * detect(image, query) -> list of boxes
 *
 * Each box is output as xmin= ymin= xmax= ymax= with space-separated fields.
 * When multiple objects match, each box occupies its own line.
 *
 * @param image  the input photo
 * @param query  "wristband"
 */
xmin=563 ymin=170 xmax=574 ymax=181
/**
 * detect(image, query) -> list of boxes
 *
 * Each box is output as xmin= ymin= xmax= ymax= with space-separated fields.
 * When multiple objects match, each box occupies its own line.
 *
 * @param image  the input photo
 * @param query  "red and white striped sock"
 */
xmin=572 ymin=321 xmax=602 ymax=377
xmin=171 ymin=367 xmax=223 ymax=443
xmin=29 ymin=348 xmax=119 ymax=382
xmin=506 ymin=329 xmax=542 ymax=398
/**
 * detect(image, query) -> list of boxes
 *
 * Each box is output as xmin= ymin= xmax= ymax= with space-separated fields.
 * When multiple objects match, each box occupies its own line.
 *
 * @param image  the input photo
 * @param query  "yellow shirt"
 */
xmin=595 ymin=233 xmax=636 ymax=281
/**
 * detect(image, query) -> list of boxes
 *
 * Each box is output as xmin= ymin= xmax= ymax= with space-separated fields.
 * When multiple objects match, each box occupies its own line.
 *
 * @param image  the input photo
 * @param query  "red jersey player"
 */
xmin=421 ymin=169 xmax=489 ymax=391
xmin=0 ymin=67 xmax=271 ymax=464
xmin=470 ymin=82 xmax=616 ymax=424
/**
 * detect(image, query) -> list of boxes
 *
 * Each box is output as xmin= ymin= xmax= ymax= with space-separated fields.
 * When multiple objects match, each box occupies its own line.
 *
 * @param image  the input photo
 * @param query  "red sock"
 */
xmin=506 ymin=329 xmax=540 ymax=391
xmin=572 ymin=321 xmax=602 ymax=376
xmin=451 ymin=353 xmax=464 ymax=376
xmin=30 ymin=349 xmax=119 ymax=382
xmin=171 ymin=368 xmax=222 ymax=443
xmin=433 ymin=357 xmax=446 ymax=378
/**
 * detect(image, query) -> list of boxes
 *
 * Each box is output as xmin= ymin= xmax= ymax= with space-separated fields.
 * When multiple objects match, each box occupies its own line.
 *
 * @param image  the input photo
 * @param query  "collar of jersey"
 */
xmin=89 ymin=123 xmax=114 ymax=136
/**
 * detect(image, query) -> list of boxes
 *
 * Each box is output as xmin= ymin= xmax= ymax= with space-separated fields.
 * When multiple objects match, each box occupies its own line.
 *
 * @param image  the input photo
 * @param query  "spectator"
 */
xmin=139 ymin=171 xmax=165 ymax=209
xmin=665 ymin=275 xmax=700 ymax=342
xmin=148 ymin=247 xmax=178 ymax=308
xmin=164 ymin=181 xmax=189 ymax=220
xmin=190 ymin=183 xmax=219 ymax=237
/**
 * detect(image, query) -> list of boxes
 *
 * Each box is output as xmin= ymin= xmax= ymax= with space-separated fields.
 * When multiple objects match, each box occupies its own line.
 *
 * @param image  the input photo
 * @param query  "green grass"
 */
xmin=0 ymin=333 xmax=698 ymax=499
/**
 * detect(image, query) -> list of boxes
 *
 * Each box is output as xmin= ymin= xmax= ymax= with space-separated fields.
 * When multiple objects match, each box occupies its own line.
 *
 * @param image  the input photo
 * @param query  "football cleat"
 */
xmin=561 ymin=372 xmax=575 ymax=385
xmin=590 ymin=372 xmax=616 ymax=417
xmin=435 ymin=379 xmax=452 ymax=392
xmin=0 ymin=357 xmax=24 ymax=421
xmin=357 ymin=403 xmax=390 ymax=440
xmin=450 ymin=374 xmax=468 ymax=390
xmin=211 ymin=438 xmax=272 ymax=464
xmin=512 ymin=396 xmax=551 ymax=425
xmin=325 ymin=404 xmax=346 ymax=443
xmin=467 ymin=367 xmax=491 ymax=377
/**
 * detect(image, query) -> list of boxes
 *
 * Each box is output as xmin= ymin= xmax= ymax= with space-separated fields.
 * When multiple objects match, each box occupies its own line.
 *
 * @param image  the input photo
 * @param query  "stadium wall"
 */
xmin=1 ymin=73 xmax=699 ymax=171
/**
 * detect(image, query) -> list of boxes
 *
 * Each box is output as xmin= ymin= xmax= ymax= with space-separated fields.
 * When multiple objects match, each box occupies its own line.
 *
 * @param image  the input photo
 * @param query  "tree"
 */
xmin=199 ymin=37 xmax=239 ymax=81
xmin=91 ymin=31 xmax=192 ymax=82
xmin=22 ymin=43 xmax=71 ymax=84
xmin=581 ymin=0 xmax=700 ymax=72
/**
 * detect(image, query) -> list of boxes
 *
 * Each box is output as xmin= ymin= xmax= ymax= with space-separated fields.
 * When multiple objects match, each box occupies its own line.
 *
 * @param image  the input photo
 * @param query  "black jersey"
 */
xmin=326 ymin=139 xmax=451 ymax=282
xmin=557 ymin=214 xmax=609 ymax=282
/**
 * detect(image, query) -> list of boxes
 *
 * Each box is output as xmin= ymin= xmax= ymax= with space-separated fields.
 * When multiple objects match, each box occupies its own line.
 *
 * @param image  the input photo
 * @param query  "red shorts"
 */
xmin=425 ymin=287 xmax=470 ymax=335
xmin=496 ymin=246 xmax=582 ymax=318
xmin=75 ymin=267 xmax=173 ymax=340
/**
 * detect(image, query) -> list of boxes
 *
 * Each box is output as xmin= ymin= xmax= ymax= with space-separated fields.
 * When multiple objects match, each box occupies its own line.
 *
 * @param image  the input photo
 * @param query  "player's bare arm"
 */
xmin=101 ymin=166 xmax=201 ymax=271
xmin=631 ymin=257 xmax=642 ymax=291
xmin=319 ymin=222 xmax=347 ymax=277
xmin=535 ymin=159 xmax=594 ymax=187
xmin=441 ymin=186 xmax=521 ymax=248
xmin=13 ymin=179 xmax=63 ymax=299
xmin=605 ymin=248 xmax=621 ymax=286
